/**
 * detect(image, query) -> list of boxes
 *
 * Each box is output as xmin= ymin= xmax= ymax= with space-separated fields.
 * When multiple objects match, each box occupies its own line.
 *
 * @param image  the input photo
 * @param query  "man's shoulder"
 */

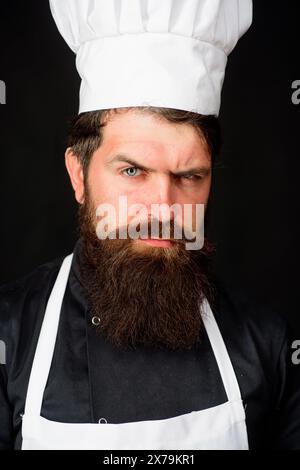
xmin=0 ymin=255 xmax=64 ymax=296
xmin=0 ymin=254 xmax=66 ymax=328
xmin=213 ymin=279 xmax=289 ymax=349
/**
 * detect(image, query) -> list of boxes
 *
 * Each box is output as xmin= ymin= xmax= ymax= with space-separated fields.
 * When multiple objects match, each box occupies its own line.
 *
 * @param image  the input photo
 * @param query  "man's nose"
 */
xmin=148 ymin=175 xmax=176 ymax=222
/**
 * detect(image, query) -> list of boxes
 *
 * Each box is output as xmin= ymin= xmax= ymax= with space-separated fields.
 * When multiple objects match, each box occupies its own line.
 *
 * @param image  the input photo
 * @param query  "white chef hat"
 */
xmin=49 ymin=0 xmax=252 ymax=116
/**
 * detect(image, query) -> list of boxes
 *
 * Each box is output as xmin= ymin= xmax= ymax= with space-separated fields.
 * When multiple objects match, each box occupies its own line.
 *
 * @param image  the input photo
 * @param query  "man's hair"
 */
xmin=67 ymin=107 xmax=221 ymax=175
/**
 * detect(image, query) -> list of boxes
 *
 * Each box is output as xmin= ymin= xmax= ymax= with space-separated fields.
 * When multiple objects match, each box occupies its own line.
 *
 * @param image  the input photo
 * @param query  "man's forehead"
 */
xmin=102 ymin=110 xmax=202 ymax=144
xmin=100 ymin=114 xmax=208 ymax=162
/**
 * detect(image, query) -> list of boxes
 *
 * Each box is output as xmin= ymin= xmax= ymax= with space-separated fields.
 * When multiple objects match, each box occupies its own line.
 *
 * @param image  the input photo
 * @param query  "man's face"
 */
xmin=66 ymin=109 xmax=215 ymax=351
xmin=84 ymin=109 xmax=212 ymax=247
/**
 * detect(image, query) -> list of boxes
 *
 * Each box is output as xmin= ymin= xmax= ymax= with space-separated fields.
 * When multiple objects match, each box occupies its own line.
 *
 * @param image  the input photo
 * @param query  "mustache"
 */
xmin=101 ymin=219 xmax=199 ymax=244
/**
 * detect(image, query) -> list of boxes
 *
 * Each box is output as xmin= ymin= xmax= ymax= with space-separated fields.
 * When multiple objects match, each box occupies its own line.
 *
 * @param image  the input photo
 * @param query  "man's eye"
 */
xmin=122 ymin=167 xmax=142 ymax=177
xmin=181 ymin=174 xmax=203 ymax=181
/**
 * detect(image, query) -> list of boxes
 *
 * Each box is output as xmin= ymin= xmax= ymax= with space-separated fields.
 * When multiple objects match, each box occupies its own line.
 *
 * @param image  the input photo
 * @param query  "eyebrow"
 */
xmin=106 ymin=154 xmax=211 ymax=177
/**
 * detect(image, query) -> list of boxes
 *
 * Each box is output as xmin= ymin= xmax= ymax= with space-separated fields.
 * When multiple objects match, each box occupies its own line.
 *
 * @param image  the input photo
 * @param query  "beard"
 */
xmin=77 ymin=191 xmax=217 ymax=351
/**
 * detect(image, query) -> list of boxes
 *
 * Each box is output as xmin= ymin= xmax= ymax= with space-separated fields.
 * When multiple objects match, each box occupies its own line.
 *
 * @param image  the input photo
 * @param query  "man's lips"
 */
xmin=136 ymin=238 xmax=176 ymax=248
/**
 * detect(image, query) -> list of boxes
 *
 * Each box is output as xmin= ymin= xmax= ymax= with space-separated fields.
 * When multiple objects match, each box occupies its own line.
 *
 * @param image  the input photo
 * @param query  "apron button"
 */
xmin=92 ymin=316 xmax=101 ymax=326
xmin=98 ymin=417 xmax=108 ymax=424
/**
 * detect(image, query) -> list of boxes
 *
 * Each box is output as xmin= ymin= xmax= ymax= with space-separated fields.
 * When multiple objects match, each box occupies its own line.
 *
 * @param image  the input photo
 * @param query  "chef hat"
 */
xmin=49 ymin=0 xmax=252 ymax=116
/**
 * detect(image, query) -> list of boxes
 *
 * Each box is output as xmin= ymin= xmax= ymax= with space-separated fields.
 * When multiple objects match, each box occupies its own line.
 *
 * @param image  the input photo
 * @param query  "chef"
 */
xmin=1 ymin=0 xmax=300 ymax=450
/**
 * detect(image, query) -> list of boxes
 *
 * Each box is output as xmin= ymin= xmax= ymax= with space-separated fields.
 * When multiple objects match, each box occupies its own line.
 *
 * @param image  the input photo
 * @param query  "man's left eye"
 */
xmin=181 ymin=174 xmax=202 ymax=181
xmin=122 ymin=167 xmax=142 ymax=177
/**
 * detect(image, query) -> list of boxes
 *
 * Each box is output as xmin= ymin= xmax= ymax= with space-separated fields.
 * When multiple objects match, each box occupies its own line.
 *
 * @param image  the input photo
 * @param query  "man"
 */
xmin=0 ymin=0 xmax=299 ymax=450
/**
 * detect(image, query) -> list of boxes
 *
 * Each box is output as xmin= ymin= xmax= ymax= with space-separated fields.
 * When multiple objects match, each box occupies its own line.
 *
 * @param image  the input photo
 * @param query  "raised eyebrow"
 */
xmin=106 ymin=154 xmax=152 ymax=172
xmin=107 ymin=154 xmax=211 ymax=176
xmin=170 ymin=167 xmax=211 ymax=177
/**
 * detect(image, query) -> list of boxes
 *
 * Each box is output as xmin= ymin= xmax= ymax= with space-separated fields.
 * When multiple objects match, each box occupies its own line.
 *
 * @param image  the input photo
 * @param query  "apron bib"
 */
xmin=21 ymin=253 xmax=249 ymax=450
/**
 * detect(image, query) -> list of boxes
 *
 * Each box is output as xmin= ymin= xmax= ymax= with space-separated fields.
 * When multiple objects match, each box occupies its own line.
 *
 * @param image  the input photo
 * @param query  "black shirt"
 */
xmin=0 ymin=239 xmax=299 ymax=449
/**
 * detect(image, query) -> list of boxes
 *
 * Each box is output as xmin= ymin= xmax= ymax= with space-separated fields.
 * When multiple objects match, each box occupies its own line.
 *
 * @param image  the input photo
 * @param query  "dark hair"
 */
xmin=67 ymin=107 xmax=221 ymax=175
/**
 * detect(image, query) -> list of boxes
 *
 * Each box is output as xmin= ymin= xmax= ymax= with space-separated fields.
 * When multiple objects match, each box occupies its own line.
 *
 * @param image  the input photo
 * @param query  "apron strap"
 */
xmin=201 ymin=298 xmax=243 ymax=403
xmin=24 ymin=253 xmax=74 ymax=416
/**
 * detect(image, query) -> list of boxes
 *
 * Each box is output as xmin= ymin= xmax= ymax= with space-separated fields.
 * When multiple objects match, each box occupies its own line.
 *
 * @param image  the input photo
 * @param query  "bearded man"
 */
xmin=1 ymin=0 xmax=300 ymax=450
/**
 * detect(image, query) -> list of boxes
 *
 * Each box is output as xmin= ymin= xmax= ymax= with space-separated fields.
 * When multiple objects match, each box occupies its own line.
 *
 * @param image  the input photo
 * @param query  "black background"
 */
xmin=0 ymin=1 xmax=299 ymax=334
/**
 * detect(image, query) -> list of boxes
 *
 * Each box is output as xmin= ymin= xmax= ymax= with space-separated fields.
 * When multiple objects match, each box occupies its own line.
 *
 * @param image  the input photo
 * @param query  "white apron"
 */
xmin=21 ymin=253 xmax=249 ymax=450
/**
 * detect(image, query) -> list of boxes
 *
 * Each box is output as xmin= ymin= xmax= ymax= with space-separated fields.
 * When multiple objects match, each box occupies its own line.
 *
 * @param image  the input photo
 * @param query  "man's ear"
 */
xmin=65 ymin=148 xmax=85 ymax=204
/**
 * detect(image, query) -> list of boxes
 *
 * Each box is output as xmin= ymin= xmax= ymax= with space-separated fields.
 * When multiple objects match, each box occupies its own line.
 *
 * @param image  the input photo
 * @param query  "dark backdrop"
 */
xmin=0 ymin=1 xmax=299 ymax=334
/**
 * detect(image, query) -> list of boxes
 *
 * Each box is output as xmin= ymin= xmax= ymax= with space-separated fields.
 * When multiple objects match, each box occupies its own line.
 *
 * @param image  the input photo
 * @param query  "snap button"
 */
xmin=92 ymin=316 xmax=101 ymax=326
xmin=98 ymin=417 xmax=108 ymax=424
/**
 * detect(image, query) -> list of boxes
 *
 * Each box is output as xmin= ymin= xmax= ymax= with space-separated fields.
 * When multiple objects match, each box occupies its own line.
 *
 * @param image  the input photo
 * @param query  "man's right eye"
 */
xmin=122 ymin=167 xmax=142 ymax=177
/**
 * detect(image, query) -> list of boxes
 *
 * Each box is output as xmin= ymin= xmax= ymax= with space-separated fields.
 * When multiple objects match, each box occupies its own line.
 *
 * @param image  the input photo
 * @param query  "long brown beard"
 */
xmin=78 ymin=194 xmax=217 ymax=351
